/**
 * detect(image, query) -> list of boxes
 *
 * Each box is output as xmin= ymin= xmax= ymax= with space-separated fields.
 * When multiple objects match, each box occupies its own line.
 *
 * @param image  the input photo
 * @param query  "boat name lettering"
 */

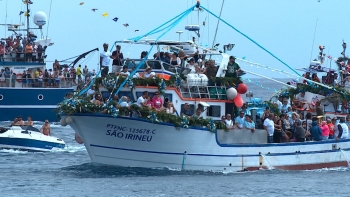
xmin=106 ymin=130 xmax=153 ymax=142
xmin=106 ymin=124 xmax=156 ymax=134
xmin=13 ymin=67 xmax=26 ymax=70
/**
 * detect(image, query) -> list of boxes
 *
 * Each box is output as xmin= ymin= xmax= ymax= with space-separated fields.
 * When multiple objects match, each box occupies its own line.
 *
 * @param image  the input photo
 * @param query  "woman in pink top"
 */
xmin=320 ymin=121 xmax=330 ymax=140
xmin=151 ymin=91 xmax=163 ymax=111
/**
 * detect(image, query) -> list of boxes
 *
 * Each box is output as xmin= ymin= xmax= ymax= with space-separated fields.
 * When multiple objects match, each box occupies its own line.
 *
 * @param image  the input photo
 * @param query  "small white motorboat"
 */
xmin=0 ymin=126 xmax=65 ymax=152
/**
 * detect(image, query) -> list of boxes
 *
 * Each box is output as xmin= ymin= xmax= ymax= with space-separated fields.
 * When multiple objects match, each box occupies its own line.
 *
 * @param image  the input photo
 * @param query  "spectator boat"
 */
xmin=58 ymin=2 xmax=350 ymax=171
xmin=0 ymin=126 xmax=65 ymax=152
xmin=0 ymin=1 xmax=76 ymax=122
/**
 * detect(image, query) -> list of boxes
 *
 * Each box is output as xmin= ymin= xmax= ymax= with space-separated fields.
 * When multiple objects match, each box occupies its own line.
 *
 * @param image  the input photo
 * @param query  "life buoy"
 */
xmin=16 ymin=73 xmax=23 ymax=83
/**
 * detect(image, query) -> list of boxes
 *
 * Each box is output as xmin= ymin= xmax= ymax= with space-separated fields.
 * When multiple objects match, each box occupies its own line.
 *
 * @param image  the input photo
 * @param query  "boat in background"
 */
xmin=0 ymin=126 xmax=65 ymax=152
xmin=0 ymin=1 xmax=74 ymax=122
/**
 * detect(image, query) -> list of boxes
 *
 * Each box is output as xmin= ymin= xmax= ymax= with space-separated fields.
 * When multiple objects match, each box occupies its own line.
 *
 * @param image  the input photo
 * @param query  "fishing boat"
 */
xmin=0 ymin=1 xmax=75 ymax=122
xmin=0 ymin=125 xmax=65 ymax=152
xmin=58 ymin=1 xmax=350 ymax=171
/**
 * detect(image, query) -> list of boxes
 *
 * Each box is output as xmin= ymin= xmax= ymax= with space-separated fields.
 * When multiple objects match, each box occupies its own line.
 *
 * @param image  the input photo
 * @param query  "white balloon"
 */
xmin=66 ymin=116 xmax=74 ymax=124
xmin=226 ymin=87 xmax=238 ymax=100
xmin=60 ymin=117 xmax=67 ymax=126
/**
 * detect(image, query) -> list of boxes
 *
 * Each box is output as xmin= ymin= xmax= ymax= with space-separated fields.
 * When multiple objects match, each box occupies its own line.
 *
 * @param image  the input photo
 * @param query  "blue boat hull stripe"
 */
xmin=90 ymin=144 xmax=350 ymax=157
xmin=0 ymin=137 xmax=65 ymax=150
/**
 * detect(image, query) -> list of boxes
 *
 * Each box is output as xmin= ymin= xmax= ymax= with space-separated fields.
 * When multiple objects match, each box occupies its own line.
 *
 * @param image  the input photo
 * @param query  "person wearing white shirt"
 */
xmin=119 ymin=66 xmax=130 ymax=77
xmin=86 ymin=86 xmax=95 ymax=99
xmin=264 ymin=114 xmax=275 ymax=143
xmin=225 ymin=114 xmax=235 ymax=130
xmin=119 ymin=96 xmax=130 ymax=108
xmin=165 ymin=102 xmax=177 ymax=115
xmin=186 ymin=58 xmax=197 ymax=74
xmin=136 ymin=91 xmax=149 ymax=107
xmin=144 ymin=67 xmax=155 ymax=79
xmin=100 ymin=43 xmax=112 ymax=77
xmin=235 ymin=111 xmax=245 ymax=129
xmin=133 ymin=72 xmax=142 ymax=79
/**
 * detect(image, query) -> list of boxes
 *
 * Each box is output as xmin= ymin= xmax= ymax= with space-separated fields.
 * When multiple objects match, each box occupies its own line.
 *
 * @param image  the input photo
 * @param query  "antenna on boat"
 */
xmin=211 ymin=0 xmax=225 ymax=49
xmin=176 ymin=31 xmax=183 ymax=41
xmin=309 ymin=19 xmax=318 ymax=63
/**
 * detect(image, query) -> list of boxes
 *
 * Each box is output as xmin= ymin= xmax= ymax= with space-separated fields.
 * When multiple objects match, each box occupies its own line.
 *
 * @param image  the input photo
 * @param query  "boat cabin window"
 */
xmin=181 ymin=104 xmax=195 ymax=114
xmin=118 ymin=91 xmax=134 ymax=101
xmin=101 ymin=91 xmax=134 ymax=102
xmin=20 ymin=126 xmax=40 ymax=132
xmin=207 ymin=105 xmax=221 ymax=117
xmin=124 ymin=59 xmax=147 ymax=69
xmin=147 ymin=60 xmax=162 ymax=70
xmin=162 ymin=93 xmax=173 ymax=107
xmin=101 ymin=91 xmax=111 ymax=100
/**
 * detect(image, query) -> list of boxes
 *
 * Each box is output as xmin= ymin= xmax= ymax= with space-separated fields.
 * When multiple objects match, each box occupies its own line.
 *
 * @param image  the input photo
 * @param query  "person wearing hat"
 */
xmin=225 ymin=56 xmax=240 ymax=78
xmin=100 ymin=43 xmax=112 ymax=77
xmin=143 ymin=66 xmax=155 ymax=79
xmin=185 ymin=58 xmax=197 ymax=74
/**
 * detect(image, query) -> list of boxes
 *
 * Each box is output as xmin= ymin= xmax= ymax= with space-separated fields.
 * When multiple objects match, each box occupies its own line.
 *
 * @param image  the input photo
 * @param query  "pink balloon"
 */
xmin=234 ymin=94 xmax=244 ymax=108
xmin=236 ymin=83 xmax=248 ymax=94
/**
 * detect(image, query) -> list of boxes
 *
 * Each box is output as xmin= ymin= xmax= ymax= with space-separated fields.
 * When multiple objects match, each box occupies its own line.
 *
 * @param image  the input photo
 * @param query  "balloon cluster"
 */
xmin=226 ymin=83 xmax=248 ymax=108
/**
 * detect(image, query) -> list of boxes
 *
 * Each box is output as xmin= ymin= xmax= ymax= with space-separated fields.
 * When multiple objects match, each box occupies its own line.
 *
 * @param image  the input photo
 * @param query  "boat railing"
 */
xmin=0 ymin=77 xmax=79 ymax=88
xmin=177 ymin=83 xmax=227 ymax=100
xmin=1 ymin=52 xmax=46 ymax=63
xmin=124 ymin=59 xmax=180 ymax=73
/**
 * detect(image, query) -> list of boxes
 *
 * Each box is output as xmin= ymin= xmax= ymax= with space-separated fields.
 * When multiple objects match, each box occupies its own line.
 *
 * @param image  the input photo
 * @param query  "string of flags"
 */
xmin=241 ymin=77 xmax=282 ymax=93
xmin=78 ymin=1 xmax=134 ymax=30
xmin=236 ymin=58 xmax=301 ymax=82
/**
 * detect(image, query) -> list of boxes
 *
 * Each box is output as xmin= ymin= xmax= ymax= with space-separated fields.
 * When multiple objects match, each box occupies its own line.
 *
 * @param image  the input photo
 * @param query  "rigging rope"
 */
xmin=112 ymin=5 xmax=196 ymax=97
xmin=199 ymin=5 xmax=301 ymax=77
xmin=128 ymin=6 xmax=196 ymax=42
xmin=46 ymin=0 xmax=53 ymax=39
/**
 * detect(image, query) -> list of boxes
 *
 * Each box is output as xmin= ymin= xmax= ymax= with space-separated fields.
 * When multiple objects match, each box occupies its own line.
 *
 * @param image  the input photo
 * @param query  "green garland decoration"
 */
xmin=264 ymin=101 xmax=281 ymax=116
xmin=57 ymin=96 xmax=228 ymax=132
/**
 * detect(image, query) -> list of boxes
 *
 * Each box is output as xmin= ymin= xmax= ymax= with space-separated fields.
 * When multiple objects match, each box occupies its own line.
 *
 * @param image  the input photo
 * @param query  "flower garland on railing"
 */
xmin=57 ymin=96 xmax=227 ymax=132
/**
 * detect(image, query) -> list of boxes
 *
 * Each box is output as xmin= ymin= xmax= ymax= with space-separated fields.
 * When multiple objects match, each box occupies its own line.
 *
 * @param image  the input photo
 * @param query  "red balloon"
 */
xmin=234 ymin=94 xmax=244 ymax=108
xmin=236 ymin=83 xmax=248 ymax=94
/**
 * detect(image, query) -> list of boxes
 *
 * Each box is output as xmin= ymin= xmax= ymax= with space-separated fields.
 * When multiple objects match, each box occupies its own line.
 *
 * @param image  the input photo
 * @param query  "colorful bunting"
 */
xmin=102 ymin=12 xmax=108 ymax=17
xmin=123 ymin=23 xmax=129 ymax=27
xmin=79 ymin=2 xmax=84 ymax=5
xmin=112 ymin=17 xmax=118 ymax=22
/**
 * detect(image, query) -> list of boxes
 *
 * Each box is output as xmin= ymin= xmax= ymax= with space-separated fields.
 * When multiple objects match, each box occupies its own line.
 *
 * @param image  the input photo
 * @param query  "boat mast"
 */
xmin=26 ymin=2 xmax=30 ymax=38
xmin=211 ymin=0 xmax=224 ymax=48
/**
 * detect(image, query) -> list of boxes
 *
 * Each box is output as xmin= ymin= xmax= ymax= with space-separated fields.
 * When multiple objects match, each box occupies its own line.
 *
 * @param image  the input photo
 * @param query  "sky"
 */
xmin=0 ymin=0 xmax=348 ymax=82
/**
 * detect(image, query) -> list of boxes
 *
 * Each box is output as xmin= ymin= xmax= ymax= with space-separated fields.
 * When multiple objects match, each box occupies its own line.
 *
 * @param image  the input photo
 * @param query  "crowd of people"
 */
xmin=10 ymin=116 xmax=50 ymax=136
xmin=0 ymin=35 xmax=46 ymax=63
xmin=99 ymin=43 xmax=241 ymax=81
xmin=261 ymin=106 xmax=349 ymax=143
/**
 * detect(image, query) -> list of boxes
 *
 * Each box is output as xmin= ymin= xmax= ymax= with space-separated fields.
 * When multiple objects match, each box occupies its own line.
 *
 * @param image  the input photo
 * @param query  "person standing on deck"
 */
xmin=111 ymin=45 xmax=124 ymax=73
xmin=336 ymin=118 xmax=349 ymax=140
xmin=40 ymin=120 xmax=51 ymax=136
xmin=264 ymin=114 xmax=275 ymax=143
xmin=77 ymin=65 xmax=82 ymax=83
xmin=100 ymin=43 xmax=112 ymax=77
xmin=225 ymin=56 xmax=241 ymax=78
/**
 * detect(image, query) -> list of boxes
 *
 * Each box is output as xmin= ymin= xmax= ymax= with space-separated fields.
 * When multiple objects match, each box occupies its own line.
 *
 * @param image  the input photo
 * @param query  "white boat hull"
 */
xmin=0 ymin=126 xmax=66 ymax=152
xmin=65 ymin=114 xmax=350 ymax=171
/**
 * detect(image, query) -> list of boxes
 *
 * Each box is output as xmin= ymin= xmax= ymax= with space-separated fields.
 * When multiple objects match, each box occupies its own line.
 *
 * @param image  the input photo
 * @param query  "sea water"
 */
xmin=1 ymin=79 xmax=348 ymax=197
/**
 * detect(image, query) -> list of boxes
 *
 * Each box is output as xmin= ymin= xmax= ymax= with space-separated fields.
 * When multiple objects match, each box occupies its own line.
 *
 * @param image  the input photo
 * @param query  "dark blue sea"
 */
xmin=1 ymin=79 xmax=348 ymax=197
